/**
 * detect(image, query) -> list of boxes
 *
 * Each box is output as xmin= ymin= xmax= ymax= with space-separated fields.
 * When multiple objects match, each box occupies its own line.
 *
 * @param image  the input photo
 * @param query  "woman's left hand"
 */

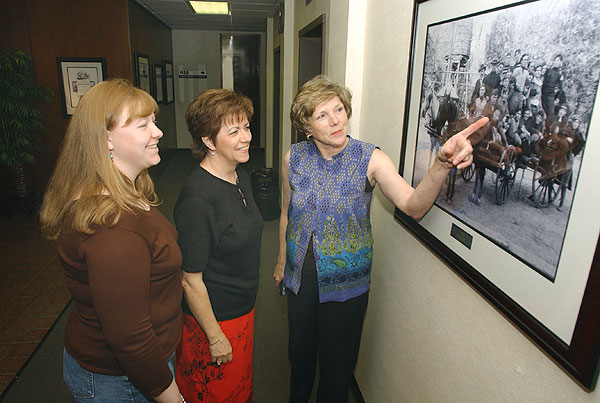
xmin=209 ymin=334 xmax=232 ymax=366
xmin=273 ymin=260 xmax=285 ymax=286
xmin=437 ymin=117 xmax=489 ymax=170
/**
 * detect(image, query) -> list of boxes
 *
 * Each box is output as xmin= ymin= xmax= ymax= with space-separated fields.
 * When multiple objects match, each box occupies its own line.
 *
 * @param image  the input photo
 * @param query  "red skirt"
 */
xmin=176 ymin=309 xmax=254 ymax=403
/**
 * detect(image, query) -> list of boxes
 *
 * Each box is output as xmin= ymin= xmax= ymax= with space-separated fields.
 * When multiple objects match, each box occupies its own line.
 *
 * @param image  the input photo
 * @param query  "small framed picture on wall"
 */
xmin=163 ymin=60 xmax=174 ymax=104
xmin=153 ymin=64 xmax=163 ymax=104
xmin=56 ymin=57 xmax=107 ymax=117
xmin=134 ymin=52 xmax=150 ymax=94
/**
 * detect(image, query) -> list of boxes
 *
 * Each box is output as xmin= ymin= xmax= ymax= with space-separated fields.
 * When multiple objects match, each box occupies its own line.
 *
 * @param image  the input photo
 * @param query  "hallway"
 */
xmin=0 ymin=149 xmax=299 ymax=402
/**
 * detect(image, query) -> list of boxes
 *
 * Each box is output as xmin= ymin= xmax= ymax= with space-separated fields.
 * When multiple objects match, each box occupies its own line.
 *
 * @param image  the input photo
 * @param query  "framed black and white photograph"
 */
xmin=153 ymin=64 xmax=163 ymax=104
xmin=163 ymin=60 xmax=174 ymax=104
xmin=56 ymin=57 xmax=107 ymax=117
xmin=396 ymin=0 xmax=600 ymax=389
xmin=134 ymin=53 xmax=150 ymax=94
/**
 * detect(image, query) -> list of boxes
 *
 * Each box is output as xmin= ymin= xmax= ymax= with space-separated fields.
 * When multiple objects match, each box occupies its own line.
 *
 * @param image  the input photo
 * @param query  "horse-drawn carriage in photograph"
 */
xmin=423 ymin=91 xmax=520 ymax=206
xmin=422 ymin=80 xmax=577 ymax=210
xmin=430 ymin=104 xmax=572 ymax=208
xmin=516 ymin=130 xmax=572 ymax=208
xmin=466 ymin=124 xmax=573 ymax=208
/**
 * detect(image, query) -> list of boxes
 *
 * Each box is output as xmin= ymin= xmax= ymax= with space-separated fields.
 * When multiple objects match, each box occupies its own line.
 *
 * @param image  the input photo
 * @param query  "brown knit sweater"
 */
xmin=58 ymin=207 xmax=182 ymax=397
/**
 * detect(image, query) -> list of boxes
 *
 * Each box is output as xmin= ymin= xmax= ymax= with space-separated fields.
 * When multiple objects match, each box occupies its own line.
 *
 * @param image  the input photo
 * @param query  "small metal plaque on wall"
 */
xmin=450 ymin=224 xmax=472 ymax=249
xmin=178 ymin=67 xmax=207 ymax=79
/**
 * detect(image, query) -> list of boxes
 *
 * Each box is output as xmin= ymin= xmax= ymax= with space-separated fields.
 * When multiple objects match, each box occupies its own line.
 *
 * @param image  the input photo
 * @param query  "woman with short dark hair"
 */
xmin=174 ymin=88 xmax=263 ymax=402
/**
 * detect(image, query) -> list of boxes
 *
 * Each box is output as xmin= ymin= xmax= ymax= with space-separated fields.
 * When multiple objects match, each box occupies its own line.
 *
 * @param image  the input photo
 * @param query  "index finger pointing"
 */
xmin=459 ymin=117 xmax=489 ymax=140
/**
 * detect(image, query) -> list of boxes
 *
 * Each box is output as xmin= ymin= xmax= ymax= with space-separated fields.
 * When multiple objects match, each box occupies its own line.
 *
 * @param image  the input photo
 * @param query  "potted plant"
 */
xmin=0 ymin=49 xmax=52 ymax=210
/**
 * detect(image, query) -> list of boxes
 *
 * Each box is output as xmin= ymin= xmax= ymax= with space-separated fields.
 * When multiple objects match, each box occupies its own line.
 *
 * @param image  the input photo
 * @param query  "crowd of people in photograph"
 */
xmin=470 ymin=51 xmax=585 ymax=157
xmin=431 ymin=49 xmax=588 ymax=209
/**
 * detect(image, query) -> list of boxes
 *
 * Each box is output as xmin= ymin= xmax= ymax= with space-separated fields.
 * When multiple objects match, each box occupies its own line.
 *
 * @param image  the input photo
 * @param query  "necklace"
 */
xmin=236 ymin=176 xmax=247 ymax=207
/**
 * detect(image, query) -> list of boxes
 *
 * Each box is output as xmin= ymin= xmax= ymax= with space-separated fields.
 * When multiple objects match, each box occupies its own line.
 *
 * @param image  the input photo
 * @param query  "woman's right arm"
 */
xmin=182 ymin=271 xmax=232 ymax=364
xmin=274 ymin=150 xmax=291 ymax=285
xmin=154 ymin=379 xmax=184 ymax=403
xmin=174 ymin=197 xmax=231 ymax=364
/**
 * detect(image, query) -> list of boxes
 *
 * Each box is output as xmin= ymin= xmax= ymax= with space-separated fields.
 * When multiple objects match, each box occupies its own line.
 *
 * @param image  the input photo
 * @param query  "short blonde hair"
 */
xmin=40 ymin=79 xmax=159 ymax=239
xmin=290 ymin=75 xmax=352 ymax=135
xmin=186 ymin=89 xmax=254 ymax=160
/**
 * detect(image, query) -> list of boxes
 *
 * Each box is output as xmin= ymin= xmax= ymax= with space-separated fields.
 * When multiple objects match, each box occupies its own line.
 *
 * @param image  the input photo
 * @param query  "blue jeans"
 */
xmin=63 ymin=349 xmax=175 ymax=402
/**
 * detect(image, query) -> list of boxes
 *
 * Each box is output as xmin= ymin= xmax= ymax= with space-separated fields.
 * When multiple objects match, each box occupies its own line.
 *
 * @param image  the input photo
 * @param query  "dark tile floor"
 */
xmin=0 ymin=212 xmax=71 ymax=396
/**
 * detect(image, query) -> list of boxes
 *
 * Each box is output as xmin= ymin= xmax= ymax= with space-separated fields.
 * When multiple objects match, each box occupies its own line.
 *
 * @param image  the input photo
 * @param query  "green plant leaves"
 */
xmin=0 ymin=49 xmax=53 ymax=167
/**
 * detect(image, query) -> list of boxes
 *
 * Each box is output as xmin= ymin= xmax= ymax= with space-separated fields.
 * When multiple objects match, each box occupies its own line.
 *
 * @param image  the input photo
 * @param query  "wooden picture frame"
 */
xmin=56 ymin=57 xmax=107 ymax=117
xmin=395 ymin=0 xmax=600 ymax=389
xmin=134 ymin=52 xmax=150 ymax=94
xmin=162 ymin=60 xmax=174 ymax=104
xmin=153 ymin=64 xmax=163 ymax=104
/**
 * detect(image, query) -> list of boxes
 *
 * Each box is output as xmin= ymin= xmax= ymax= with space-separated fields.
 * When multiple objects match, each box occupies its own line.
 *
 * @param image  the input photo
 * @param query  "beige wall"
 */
xmin=290 ymin=0 xmax=349 ymax=84
xmin=171 ymin=30 xmax=222 ymax=148
xmin=352 ymin=0 xmax=600 ymax=402
xmin=266 ymin=1 xmax=600 ymax=395
xmin=267 ymin=0 xmax=350 ymax=174
xmin=172 ymin=30 xmax=266 ymax=150
xmin=265 ymin=17 xmax=275 ymax=169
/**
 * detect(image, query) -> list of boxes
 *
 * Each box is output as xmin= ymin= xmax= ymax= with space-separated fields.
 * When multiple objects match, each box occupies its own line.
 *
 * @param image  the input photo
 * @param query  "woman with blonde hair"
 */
xmin=41 ymin=78 xmax=185 ymax=403
xmin=274 ymin=75 xmax=487 ymax=402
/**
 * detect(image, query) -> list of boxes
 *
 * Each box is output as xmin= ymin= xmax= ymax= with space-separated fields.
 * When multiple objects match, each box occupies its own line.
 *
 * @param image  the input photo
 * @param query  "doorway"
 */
xmin=221 ymin=34 xmax=261 ymax=149
xmin=272 ymin=47 xmax=281 ymax=175
xmin=295 ymin=15 xmax=324 ymax=143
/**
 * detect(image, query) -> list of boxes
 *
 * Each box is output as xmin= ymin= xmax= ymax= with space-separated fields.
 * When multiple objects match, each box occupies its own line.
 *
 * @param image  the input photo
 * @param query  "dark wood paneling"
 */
xmin=0 ymin=0 xmax=31 ymax=53
xmin=0 ymin=0 xmax=131 ymax=191
xmin=1 ymin=0 xmax=175 ymax=192
xmin=128 ymin=0 xmax=177 ymax=150
xmin=27 ymin=0 xmax=132 ymax=189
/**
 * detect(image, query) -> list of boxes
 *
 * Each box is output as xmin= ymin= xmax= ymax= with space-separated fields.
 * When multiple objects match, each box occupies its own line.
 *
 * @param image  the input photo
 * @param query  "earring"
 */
xmin=110 ymin=151 xmax=114 ymax=160
xmin=306 ymin=133 xmax=312 ymax=140
xmin=210 ymin=150 xmax=215 ymax=156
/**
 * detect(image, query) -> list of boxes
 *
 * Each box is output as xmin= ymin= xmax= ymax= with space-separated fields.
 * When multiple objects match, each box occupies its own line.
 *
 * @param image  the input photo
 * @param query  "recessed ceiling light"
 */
xmin=189 ymin=1 xmax=229 ymax=15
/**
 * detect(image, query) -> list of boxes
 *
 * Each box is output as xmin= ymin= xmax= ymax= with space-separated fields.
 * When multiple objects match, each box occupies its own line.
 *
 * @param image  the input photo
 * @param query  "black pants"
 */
xmin=287 ymin=246 xmax=369 ymax=403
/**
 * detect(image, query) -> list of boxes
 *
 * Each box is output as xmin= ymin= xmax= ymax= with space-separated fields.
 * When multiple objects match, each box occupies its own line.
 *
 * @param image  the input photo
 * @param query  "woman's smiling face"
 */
xmin=209 ymin=114 xmax=252 ymax=166
xmin=106 ymin=106 xmax=163 ymax=182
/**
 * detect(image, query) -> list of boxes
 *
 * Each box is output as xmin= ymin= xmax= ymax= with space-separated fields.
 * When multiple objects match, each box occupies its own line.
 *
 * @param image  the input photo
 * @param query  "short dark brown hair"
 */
xmin=186 ymin=89 xmax=254 ymax=160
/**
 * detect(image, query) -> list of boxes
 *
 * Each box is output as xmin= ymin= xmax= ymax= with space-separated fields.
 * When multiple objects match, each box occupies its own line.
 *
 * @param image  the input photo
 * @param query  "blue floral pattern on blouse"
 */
xmin=284 ymin=137 xmax=376 ymax=303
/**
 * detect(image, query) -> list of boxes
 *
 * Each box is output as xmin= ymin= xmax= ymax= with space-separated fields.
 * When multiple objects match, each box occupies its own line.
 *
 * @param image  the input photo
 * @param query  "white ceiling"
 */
xmin=133 ymin=0 xmax=282 ymax=32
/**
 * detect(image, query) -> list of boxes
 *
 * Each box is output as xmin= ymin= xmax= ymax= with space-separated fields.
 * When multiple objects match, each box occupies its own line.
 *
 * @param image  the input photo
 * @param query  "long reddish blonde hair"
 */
xmin=40 ymin=79 xmax=159 ymax=239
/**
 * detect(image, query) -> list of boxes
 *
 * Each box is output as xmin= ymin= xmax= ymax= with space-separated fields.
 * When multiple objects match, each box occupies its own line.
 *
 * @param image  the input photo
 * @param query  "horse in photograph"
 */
xmin=528 ymin=128 xmax=571 ymax=208
xmin=465 ymin=118 xmax=512 ymax=205
xmin=435 ymin=92 xmax=464 ymax=203
xmin=422 ymin=84 xmax=442 ymax=168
